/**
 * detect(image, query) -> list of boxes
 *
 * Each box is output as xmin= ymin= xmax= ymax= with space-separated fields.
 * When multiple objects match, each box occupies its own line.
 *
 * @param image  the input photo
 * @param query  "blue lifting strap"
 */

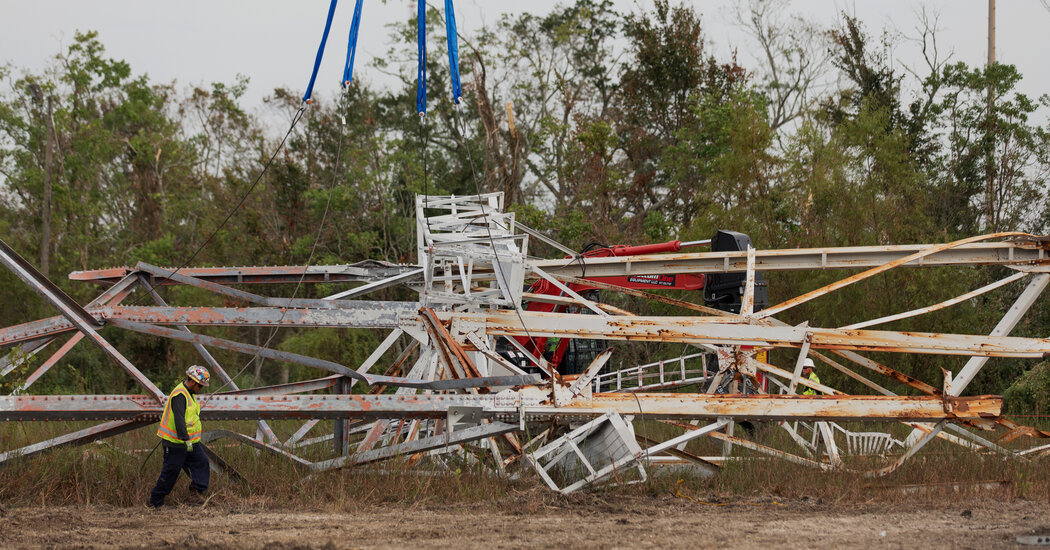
xmin=303 ymin=0 xmax=339 ymax=104
xmin=342 ymin=0 xmax=364 ymax=88
xmin=445 ymin=0 xmax=462 ymax=104
xmin=416 ymin=0 xmax=427 ymax=115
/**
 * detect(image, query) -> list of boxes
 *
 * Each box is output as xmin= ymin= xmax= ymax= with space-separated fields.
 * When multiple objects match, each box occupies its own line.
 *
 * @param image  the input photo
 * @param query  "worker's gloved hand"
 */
xmin=185 ymin=441 xmax=194 ymax=452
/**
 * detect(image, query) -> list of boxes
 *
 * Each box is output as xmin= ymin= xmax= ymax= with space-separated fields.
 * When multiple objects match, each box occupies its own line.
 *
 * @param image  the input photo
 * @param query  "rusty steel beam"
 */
xmin=0 ymin=303 xmax=418 ymax=349
xmin=758 ymin=232 xmax=1032 ymax=318
xmin=136 ymin=262 xmax=417 ymax=312
xmin=458 ymin=310 xmax=1050 ymax=358
xmin=840 ymin=271 xmax=1029 ymax=330
xmin=0 ymin=314 xmax=96 ymax=348
xmin=949 ymin=273 xmax=1050 ymax=396
xmin=108 ymin=318 xmax=540 ymax=391
xmin=0 ymin=238 xmax=101 ymax=328
xmin=532 ymin=238 xmax=1048 ymax=279
xmin=70 ymin=262 xmax=417 ymax=286
xmin=201 ymin=430 xmax=314 ymax=468
xmin=0 ymin=392 xmax=1001 ymax=423
xmin=20 ymin=334 xmax=82 ymax=390
xmin=105 ymin=304 xmax=416 ymax=330
xmin=315 ymin=422 xmax=520 ymax=470
xmin=0 ymin=339 xmax=54 ymax=375
xmin=140 ymin=275 xmax=280 ymax=445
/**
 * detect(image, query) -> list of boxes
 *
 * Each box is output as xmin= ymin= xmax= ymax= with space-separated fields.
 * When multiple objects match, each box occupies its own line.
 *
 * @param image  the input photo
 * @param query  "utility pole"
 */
xmin=984 ymin=0 xmax=996 ymax=232
xmin=988 ymin=0 xmax=995 ymax=67
xmin=41 ymin=95 xmax=54 ymax=279
xmin=28 ymin=83 xmax=53 ymax=278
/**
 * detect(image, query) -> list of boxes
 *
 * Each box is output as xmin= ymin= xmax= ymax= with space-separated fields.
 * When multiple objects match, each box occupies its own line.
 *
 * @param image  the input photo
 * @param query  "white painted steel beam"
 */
xmin=532 ymin=240 xmax=1048 ymax=278
xmin=455 ymin=310 xmax=1050 ymax=358
xmin=949 ymin=273 xmax=1050 ymax=396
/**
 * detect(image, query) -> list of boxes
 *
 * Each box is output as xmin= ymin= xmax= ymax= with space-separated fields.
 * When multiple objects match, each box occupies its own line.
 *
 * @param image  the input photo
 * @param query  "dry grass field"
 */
xmin=1 ymin=420 xmax=1048 ymax=548
xmin=2 ymin=496 xmax=1048 ymax=549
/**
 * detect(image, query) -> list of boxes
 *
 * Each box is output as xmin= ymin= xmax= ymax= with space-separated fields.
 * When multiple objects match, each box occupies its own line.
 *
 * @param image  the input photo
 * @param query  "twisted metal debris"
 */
xmin=1 ymin=193 xmax=1049 ymax=492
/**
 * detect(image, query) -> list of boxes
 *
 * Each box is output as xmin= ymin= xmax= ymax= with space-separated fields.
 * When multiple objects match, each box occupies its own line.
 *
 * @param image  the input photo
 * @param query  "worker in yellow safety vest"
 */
xmin=148 ymin=365 xmax=211 ymax=508
xmin=801 ymin=358 xmax=821 ymax=395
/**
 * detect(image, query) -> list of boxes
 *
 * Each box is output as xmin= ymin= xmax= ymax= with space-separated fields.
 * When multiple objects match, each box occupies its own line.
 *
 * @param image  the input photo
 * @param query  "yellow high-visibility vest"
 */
xmin=801 ymin=372 xmax=821 ymax=395
xmin=156 ymin=382 xmax=202 ymax=444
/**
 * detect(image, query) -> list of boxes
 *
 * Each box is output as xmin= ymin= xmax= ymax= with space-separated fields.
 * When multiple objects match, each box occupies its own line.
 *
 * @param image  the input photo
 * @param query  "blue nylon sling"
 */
xmin=444 ymin=0 xmax=462 ymax=104
xmin=303 ymin=0 xmax=339 ymax=103
xmin=342 ymin=0 xmax=364 ymax=88
xmin=416 ymin=0 xmax=427 ymax=115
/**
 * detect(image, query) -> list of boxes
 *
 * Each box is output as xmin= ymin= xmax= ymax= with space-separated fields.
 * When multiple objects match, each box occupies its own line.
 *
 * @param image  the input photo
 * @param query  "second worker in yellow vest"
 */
xmin=801 ymin=358 xmax=821 ymax=395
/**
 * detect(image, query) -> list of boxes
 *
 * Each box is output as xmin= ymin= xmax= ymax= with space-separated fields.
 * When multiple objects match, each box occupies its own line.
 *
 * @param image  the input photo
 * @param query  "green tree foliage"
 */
xmin=1 ymin=3 xmax=1049 ymax=405
xmin=1004 ymin=361 xmax=1050 ymax=415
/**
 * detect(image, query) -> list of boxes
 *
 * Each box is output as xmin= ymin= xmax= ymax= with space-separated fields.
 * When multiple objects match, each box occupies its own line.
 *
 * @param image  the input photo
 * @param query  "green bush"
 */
xmin=1003 ymin=361 xmax=1050 ymax=415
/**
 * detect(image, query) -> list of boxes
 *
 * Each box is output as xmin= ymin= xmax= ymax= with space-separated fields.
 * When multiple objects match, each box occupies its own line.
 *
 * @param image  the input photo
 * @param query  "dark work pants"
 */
xmin=149 ymin=440 xmax=210 ymax=507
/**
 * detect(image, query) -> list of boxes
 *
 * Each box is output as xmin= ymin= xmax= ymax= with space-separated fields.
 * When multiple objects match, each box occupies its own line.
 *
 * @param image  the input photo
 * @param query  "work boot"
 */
xmin=184 ymin=491 xmax=206 ymax=507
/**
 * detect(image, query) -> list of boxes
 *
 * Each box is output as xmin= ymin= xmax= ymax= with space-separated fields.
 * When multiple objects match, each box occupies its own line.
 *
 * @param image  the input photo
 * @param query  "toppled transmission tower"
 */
xmin=1 ymin=193 xmax=1049 ymax=492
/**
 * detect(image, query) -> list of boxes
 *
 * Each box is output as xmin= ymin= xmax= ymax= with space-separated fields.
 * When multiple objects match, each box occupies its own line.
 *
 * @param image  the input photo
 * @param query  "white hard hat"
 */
xmin=802 ymin=358 xmax=815 ymax=369
xmin=186 ymin=364 xmax=211 ymax=387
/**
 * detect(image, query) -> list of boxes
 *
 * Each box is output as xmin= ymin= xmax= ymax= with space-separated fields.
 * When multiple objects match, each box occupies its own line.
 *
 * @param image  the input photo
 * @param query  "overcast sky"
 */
xmin=2 ymin=1 xmax=1049 ymax=123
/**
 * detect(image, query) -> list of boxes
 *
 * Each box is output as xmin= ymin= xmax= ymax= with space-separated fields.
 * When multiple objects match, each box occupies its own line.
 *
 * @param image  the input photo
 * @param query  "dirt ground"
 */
xmin=2 ymin=497 xmax=1048 ymax=549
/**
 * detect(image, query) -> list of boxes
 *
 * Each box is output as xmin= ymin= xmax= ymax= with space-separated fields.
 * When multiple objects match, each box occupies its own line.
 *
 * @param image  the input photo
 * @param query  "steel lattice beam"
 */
xmin=0 ymin=393 xmax=1001 ymax=423
xmin=532 ymin=240 xmax=1049 ymax=278
xmin=453 ymin=310 xmax=1050 ymax=358
xmin=69 ymin=262 xmax=417 ymax=286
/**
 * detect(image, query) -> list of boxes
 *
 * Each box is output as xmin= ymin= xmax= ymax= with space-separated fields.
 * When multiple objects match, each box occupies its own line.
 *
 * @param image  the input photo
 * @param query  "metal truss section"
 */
xmin=0 ymin=239 xmax=164 ymax=401
xmin=416 ymin=193 xmax=527 ymax=309
xmin=593 ymin=353 xmax=711 ymax=393
xmin=529 ymin=413 xmax=647 ymax=494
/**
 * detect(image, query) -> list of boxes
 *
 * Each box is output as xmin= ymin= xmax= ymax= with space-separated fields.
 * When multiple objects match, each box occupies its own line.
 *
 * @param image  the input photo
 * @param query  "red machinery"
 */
xmin=513 ymin=232 xmax=767 ymax=375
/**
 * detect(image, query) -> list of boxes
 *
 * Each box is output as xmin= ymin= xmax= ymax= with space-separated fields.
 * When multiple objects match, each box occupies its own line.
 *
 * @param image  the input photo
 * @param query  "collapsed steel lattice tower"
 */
xmin=1 ymin=193 xmax=1049 ymax=491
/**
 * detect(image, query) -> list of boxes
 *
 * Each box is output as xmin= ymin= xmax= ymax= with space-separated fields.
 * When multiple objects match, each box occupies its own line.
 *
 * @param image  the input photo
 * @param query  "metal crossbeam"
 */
xmin=532 ymin=240 xmax=1048 ymax=278
xmin=457 ymin=310 xmax=1050 ymax=358
xmin=69 ymin=262 xmax=416 ymax=286
xmin=0 ymin=393 xmax=1001 ymax=423
xmin=66 ymin=241 xmax=1048 ymax=287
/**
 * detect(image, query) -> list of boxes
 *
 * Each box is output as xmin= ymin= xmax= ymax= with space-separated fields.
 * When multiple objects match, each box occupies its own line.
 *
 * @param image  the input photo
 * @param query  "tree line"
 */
xmin=1 ymin=1 xmax=1048 ymax=408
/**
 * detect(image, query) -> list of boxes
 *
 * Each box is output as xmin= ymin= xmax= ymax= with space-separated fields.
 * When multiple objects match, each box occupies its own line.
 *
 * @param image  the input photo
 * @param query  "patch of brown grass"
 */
xmin=0 ymin=419 xmax=1047 ymax=510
